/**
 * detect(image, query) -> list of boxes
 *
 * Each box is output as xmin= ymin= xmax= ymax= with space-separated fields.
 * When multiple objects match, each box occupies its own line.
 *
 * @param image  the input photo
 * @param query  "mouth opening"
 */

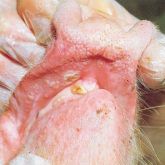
xmin=9 ymin=49 xmax=137 ymax=142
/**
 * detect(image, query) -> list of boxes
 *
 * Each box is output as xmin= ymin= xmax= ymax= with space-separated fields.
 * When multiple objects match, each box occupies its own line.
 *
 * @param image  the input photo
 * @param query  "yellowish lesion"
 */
xmin=71 ymin=84 xmax=87 ymax=95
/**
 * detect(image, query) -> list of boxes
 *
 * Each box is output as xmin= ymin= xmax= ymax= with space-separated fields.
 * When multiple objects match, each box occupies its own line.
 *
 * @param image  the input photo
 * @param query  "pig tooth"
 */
xmin=71 ymin=84 xmax=87 ymax=95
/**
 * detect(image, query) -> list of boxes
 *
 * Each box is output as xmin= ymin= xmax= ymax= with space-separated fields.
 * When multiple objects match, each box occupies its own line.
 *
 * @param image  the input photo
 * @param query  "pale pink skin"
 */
xmin=0 ymin=0 xmax=164 ymax=164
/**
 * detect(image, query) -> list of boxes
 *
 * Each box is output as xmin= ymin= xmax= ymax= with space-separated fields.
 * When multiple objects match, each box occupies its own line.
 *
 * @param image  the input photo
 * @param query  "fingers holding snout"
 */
xmin=0 ymin=0 xmax=47 ymax=112
xmin=17 ymin=0 xmax=105 ymax=45
xmin=0 ymin=0 xmax=35 ymax=42
xmin=17 ymin=0 xmax=107 ymax=45
xmin=139 ymin=39 xmax=165 ymax=89
xmin=17 ymin=0 xmax=59 ymax=45
xmin=0 ymin=54 xmax=27 ymax=91
xmin=0 ymin=53 xmax=27 ymax=112
xmin=16 ymin=0 xmax=142 ymax=46
xmin=0 ymin=0 xmax=45 ymax=68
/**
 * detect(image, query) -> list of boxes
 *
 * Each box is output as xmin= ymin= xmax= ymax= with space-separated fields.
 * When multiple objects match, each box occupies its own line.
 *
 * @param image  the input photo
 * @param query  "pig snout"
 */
xmin=0 ymin=0 xmax=164 ymax=165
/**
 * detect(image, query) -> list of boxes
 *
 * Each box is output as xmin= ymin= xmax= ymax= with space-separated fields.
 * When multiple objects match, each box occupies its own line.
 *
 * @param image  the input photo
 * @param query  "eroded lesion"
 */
xmin=71 ymin=84 xmax=87 ymax=95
